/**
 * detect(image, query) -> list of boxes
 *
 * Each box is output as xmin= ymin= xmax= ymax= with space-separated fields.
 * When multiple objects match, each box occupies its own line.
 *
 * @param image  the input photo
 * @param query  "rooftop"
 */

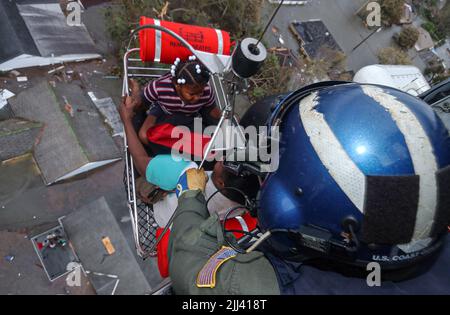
xmin=415 ymin=27 xmax=434 ymax=52
xmin=290 ymin=19 xmax=343 ymax=60
xmin=0 ymin=0 xmax=101 ymax=72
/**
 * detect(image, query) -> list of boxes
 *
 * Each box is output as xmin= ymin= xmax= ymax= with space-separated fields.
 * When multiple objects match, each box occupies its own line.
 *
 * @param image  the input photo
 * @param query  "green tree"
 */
xmin=396 ymin=26 xmax=420 ymax=49
xmin=249 ymin=53 xmax=294 ymax=102
xmin=105 ymin=0 xmax=263 ymax=52
xmin=424 ymin=59 xmax=449 ymax=84
xmin=380 ymin=0 xmax=404 ymax=25
xmin=436 ymin=1 xmax=450 ymax=36
xmin=377 ymin=47 xmax=412 ymax=64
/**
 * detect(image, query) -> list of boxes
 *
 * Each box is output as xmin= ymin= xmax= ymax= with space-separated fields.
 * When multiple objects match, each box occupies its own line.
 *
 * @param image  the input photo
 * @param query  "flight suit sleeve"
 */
xmin=168 ymin=190 xmax=280 ymax=295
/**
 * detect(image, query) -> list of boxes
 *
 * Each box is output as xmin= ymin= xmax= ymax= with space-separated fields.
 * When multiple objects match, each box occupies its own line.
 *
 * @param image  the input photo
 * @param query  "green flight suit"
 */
xmin=168 ymin=190 xmax=280 ymax=295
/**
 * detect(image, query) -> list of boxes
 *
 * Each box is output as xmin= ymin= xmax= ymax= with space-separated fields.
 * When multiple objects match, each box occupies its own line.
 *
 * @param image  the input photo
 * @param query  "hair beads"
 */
xmin=172 ymin=55 xmax=208 ymax=85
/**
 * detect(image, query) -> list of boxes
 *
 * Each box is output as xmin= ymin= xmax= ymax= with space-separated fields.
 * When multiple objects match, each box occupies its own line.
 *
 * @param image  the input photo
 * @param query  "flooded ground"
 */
xmin=1 ymin=0 xmax=446 ymax=295
xmin=0 ymin=2 xmax=162 ymax=294
xmin=260 ymin=0 xmax=426 ymax=74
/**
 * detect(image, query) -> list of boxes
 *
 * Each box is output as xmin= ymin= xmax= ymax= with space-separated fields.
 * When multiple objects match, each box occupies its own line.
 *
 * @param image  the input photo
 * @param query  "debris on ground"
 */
xmin=0 ymin=89 xmax=15 ymax=109
xmin=10 ymin=70 xmax=21 ymax=77
xmin=30 ymin=225 xmax=78 ymax=281
xmin=64 ymin=104 xmax=74 ymax=117
xmin=63 ymin=96 xmax=75 ymax=117
xmin=271 ymin=26 xmax=285 ymax=45
xmin=48 ymin=65 xmax=65 ymax=75
xmin=87 ymin=92 xmax=97 ymax=101
xmin=89 ymin=94 xmax=123 ymax=137
xmin=120 ymin=216 xmax=131 ymax=223
xmin=87 ymin=112 xmax=99 ymax=117
xmin=268 ymin=0 xmax=307 ymax=4
xmin=102 ymin=236 xmax=116 ymax=255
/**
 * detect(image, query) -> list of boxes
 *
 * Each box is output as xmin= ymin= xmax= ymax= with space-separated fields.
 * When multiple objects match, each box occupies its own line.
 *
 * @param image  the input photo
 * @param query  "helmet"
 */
xmin=257 ymin=83 xmax=450 ymax=272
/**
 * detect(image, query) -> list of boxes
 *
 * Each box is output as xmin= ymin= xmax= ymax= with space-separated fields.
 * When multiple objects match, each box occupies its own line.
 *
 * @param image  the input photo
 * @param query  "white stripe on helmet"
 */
xmin=362 ymin=85 xmax=438 ymax=241
xmin=299 ymin=92 xmax=366 ymax=212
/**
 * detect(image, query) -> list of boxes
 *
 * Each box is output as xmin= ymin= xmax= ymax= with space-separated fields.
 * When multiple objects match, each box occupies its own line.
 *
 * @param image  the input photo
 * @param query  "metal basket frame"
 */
xmin=122 ymin=24 xmax=243 ymax=259
xmin=122 ymin=46 xmax=169 ymax=259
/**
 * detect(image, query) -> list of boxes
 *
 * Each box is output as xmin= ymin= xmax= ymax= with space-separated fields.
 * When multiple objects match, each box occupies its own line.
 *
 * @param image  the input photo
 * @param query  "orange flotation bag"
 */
xmin=139 ymin=17 xmax=231 ymax=64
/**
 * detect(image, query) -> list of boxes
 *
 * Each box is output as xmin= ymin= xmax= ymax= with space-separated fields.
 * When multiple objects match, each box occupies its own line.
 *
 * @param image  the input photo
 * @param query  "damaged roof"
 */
xmin=0 ymin=0 xmax=40 ymax=64
xmin=0 ymin=0 xmax=101 ymax=72
xmin=290 ymin=19 xmax=343 ymax=60
xmin=0 ymin=118 xmax=43 ymax=161
xmin=9 ymin=81 xmax=121 ymax=185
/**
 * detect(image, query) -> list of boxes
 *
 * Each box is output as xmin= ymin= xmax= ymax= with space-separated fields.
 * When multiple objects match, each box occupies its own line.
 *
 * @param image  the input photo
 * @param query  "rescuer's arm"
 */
xmin=119 ymin=96 xmax=151 ymax=177
xmin=168 ymin=170 xmax=280 ymax=295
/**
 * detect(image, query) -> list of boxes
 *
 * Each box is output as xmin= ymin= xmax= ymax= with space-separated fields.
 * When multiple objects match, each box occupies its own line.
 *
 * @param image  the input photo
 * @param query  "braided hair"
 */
xmin=170 ymin=56 xmax=210 ymax=87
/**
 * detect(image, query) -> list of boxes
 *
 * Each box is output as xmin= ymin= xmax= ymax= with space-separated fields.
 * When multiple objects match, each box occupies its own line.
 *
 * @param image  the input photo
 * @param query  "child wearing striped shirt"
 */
xmin=130 ymin=56 xmax=222 ymax=146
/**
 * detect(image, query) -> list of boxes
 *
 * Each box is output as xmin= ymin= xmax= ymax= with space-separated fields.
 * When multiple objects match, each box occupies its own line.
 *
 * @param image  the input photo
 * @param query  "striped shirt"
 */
xmin=143 ymin=73 xmax=216 ymax=115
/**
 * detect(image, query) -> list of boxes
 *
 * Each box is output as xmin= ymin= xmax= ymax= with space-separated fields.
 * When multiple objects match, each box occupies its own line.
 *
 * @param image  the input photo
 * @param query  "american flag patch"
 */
xmin=196 ymin=246 xmax=238 ymax=288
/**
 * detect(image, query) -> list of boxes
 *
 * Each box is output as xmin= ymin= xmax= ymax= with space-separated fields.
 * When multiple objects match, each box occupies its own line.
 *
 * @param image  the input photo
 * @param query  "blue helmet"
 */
xmin=258 ymin=83 xmax=450 ymax=271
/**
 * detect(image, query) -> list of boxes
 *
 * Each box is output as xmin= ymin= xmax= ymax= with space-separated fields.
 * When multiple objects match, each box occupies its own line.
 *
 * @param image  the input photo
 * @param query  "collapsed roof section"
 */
xmin=290 ymin=19 xmax=343 ymax=61
xmin=0 ymin=118 xmax=44 ymax=161
xmin=9 ymin=81 xmax=121 ymax=185
xmin=0 ymin=0 xmax=101 ymax=72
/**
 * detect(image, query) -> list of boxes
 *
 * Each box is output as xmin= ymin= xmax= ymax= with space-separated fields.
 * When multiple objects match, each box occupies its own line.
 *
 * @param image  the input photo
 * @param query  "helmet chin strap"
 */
xmin=346 ymin=224 xmax=360 ymax=253
xmin=246 ymin=231 xmax=271 ymax=253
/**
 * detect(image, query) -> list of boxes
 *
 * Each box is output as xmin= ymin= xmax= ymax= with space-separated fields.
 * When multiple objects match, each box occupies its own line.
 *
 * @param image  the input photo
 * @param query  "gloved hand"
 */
xmin=176 ymin=168 xmax=208 ymax=197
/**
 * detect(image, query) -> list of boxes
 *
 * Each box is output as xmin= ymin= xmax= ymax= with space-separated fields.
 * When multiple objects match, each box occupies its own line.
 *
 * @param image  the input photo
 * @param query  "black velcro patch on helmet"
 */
xmin=431 ymin=165 xmax=450 ymax=237
xmin=361 ymin=175 xmax=419 ymax=245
